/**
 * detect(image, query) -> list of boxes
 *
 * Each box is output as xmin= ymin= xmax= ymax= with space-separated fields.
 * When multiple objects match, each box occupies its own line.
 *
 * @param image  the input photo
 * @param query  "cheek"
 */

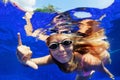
xmin=65 ymin=46 xmax=73 ymax=54
xmin=50 ymin=50 xmax=58 ymax=57
xmin=66 ymin=46 xmax=73 ymax=51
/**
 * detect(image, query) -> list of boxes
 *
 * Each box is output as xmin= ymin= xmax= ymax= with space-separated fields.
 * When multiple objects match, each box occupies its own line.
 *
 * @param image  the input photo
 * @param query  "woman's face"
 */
xmin=47 ymin=34 xmax=73 ymax=63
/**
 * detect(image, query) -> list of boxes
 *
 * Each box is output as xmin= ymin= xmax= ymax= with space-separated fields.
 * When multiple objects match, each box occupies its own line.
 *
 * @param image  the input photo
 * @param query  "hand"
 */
xmin=17 ymin=33 xmax=38 ymax=69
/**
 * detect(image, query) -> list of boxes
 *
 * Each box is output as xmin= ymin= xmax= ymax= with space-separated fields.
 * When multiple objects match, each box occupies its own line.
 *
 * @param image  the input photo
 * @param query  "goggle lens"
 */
xmin=49 ymin=40 xmax=72 ymax=49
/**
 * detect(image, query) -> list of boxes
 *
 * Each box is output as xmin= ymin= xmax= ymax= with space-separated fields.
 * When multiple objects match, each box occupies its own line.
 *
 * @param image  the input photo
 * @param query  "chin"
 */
xmin=59 ymin=58 xmax=70 ymax=63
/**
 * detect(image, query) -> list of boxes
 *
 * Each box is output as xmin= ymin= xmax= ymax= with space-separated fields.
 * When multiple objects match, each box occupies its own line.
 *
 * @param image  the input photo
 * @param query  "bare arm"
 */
xmin=31 ymin=55 xmax=54 ymax=65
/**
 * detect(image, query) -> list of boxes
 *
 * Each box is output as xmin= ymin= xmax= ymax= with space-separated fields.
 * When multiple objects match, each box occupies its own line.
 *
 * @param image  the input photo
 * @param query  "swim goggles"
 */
xmin=48 ymin=39 xmax=72 ymax=50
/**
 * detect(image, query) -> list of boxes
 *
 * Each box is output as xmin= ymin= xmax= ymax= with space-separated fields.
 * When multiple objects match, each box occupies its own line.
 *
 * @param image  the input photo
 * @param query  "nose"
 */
xmin=59 ymin=44 xmax=65 ymax=51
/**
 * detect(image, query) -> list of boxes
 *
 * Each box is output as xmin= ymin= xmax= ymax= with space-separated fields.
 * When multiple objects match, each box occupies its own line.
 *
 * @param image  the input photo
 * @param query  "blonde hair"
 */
xmin=78 ymin=19 xmax=101 ymax=36
xmin=73 ymin=28 xmax=111 ymax=64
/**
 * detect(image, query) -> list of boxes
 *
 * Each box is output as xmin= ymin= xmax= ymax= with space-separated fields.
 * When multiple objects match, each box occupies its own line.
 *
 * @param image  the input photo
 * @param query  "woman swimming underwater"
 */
xmin=17 ymin=30 xmax=114 ymax=80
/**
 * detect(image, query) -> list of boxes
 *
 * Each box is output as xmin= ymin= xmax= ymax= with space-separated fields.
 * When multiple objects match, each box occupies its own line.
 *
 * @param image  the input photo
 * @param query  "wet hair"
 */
xmin=77 ymin=19 xmax=101 ymax=37
xmin=73 ymin=29 xmax=111 ymax=64
xmin=72 ymin=36 xmax=92 ymax=55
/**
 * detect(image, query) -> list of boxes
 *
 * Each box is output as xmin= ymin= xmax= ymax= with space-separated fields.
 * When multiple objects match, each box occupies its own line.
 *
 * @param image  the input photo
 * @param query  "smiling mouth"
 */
xmin=58 ymin=54 xmax=67 ymax=58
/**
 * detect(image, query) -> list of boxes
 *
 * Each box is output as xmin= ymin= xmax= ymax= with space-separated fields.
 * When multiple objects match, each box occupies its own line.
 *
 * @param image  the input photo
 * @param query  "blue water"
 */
xmin=0 ymin=1 xmax=120 ymax=80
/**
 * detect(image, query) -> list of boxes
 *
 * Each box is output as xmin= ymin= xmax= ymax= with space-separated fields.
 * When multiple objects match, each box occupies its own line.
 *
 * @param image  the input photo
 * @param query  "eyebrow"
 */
xmin=50 ymin=38 xmax=71 ymax=43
